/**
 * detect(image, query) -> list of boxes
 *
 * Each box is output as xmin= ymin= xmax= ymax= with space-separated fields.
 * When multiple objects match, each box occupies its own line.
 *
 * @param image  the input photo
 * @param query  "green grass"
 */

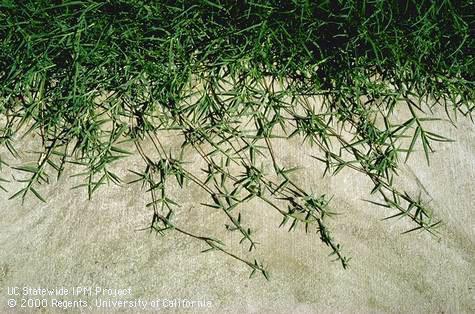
xmin=0 ymin=0 xmax=474 ymax=279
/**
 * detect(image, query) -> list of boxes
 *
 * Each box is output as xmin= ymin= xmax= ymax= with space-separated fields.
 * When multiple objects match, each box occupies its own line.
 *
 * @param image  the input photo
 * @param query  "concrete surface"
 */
xmin=0 ymin=104 xmax=474 ymax=313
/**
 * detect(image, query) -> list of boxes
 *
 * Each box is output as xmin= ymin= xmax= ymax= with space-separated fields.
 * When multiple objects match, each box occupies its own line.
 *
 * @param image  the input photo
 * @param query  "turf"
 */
xmin=0 ymin=0 xmax=474 ymax=278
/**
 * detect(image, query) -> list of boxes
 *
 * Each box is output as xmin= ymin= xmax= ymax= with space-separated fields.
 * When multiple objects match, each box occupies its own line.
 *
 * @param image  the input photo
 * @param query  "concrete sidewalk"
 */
xmin=0 ymin=111 xmax=473 ymax=313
